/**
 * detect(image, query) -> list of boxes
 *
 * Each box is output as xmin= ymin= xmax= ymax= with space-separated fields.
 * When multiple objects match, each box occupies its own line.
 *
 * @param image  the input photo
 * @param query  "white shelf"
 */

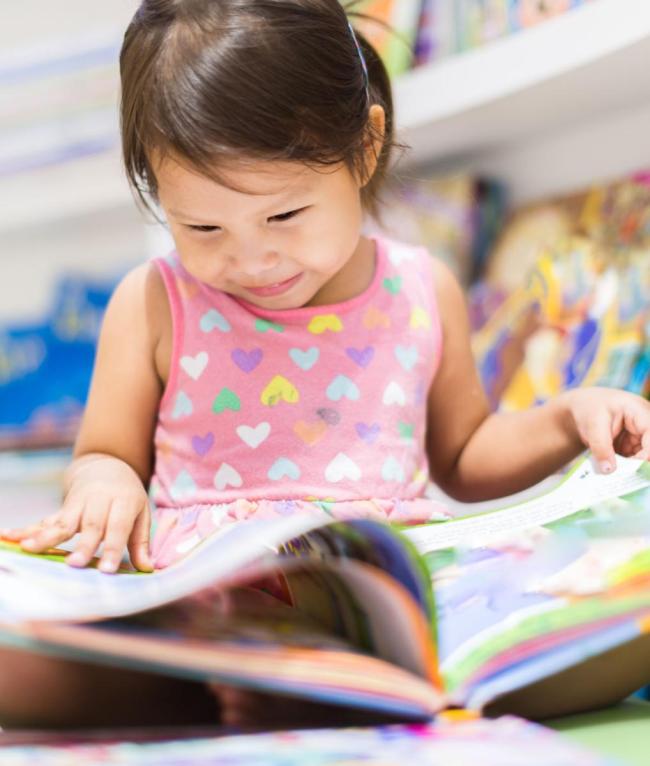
xmin=4 ymin=0 xmax=650 ymax=230
xmin=0 ymin=149 xmax=135 ymax=235
xmin=395 ymin=0 xmax=650 ymax=170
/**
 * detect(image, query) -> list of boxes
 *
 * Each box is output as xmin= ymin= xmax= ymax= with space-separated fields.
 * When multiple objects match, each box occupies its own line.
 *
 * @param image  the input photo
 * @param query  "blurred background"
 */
xmin=1 ymin=0 xmax=650 ymax=469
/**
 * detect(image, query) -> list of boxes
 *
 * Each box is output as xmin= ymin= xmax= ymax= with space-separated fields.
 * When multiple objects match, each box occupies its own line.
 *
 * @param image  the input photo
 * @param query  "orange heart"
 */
xmin=178 ymin=278 xmax=200 ymax=300
xmin=157 ymin=440 xmax=173 ymax=459
xmin=363 ymin=306 xmax=391 ymax=329
xmin=293 ymin=419 xmax=327 ymax=445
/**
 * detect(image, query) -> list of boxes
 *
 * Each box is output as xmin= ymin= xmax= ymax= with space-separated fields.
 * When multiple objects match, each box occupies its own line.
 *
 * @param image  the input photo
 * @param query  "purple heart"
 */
xmin=180 ymin=508 xmax=200 ymax=526
xmin=355 ymin=422 xmax=380 ymax=444
xmin=414 ymin=381 xmax=426 ymax=405
xmin=346 ymin=346 xmax=374 ymax=368
xmin=275 ymin=500 xmax=298 ymax=517
xmin=317 ymin=407 xmax=340 ymax=426
xmin=192 ymin=432 xmax=215 ymax=457
xmin=231 ymin=348 xmax=263 ymax=373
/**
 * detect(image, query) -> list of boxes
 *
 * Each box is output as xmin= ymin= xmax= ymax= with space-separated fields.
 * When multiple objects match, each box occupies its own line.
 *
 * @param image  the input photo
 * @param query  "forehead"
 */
xmin=154 ymin=153 xmax=340 ymax=205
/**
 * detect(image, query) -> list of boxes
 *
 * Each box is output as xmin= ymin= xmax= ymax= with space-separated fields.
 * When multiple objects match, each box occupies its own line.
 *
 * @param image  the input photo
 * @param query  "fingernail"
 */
xmin=99 ymin=556 xmax=118 ymax=573
xmin=67 ymin=552 xmax=86 ymax=567
xmin=21 ymin=538 xmax=36 ymax=549
xmin=600 ymin=461 xmax=614 ymax=474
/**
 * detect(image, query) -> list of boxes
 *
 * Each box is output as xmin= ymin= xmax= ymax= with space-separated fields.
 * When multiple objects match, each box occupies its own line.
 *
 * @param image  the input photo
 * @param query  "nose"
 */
xmin=228 ymin=246 xmax=281 ymax=276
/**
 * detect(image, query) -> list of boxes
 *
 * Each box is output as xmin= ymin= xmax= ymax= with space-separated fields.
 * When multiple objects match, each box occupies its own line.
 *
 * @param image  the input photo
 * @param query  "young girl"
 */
xmin=3 ymin=0 xmax=650 ymax=729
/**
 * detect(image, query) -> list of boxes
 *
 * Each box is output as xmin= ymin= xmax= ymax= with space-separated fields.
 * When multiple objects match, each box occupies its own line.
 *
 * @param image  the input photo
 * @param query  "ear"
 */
xmin=360 ymin=104 xmax=386 ymax=187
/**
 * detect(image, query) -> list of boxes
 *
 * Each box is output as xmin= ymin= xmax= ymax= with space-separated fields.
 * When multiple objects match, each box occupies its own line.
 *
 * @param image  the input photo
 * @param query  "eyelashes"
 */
xmin=186 ymin=207 xmax=309 ymax=233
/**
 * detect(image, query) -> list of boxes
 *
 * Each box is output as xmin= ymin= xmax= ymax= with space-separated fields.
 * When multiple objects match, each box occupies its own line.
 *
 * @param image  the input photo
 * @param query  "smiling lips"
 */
xmin=244 ymin=272 xmax=303 ymax=297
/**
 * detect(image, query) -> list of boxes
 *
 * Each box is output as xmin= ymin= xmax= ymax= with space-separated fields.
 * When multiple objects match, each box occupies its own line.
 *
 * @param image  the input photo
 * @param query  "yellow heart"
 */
xmin=293 ymin=419 xmax=327 ymax=445
xmin=413 ymin=467 xmax=428 ymax=484
xmin=363 ymin=306 xmax=391 ymax=329
xmin=261 ymin=375 xmax=300 ymax=406
xmin=410 ymin=306 xmax=430 ymax=330
xmin=307 ymin=314 xmax=343 ymax=334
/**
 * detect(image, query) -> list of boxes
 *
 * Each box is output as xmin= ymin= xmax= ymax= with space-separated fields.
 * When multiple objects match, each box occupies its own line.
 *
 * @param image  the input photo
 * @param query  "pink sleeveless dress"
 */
xmin=149 ymin=236 xmax=451 ymax=568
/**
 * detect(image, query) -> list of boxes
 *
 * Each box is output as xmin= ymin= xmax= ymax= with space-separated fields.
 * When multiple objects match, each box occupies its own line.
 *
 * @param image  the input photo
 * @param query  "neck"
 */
xmin=306 ymin=237 xmax=376 ymax=307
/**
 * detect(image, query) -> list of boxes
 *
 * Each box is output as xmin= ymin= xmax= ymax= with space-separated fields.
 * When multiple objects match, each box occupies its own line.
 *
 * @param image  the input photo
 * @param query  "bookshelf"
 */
xmin=394 ymin=0 xmax=650 ymax=204
xmin=2 ymin=0 xmax=650 ymax=232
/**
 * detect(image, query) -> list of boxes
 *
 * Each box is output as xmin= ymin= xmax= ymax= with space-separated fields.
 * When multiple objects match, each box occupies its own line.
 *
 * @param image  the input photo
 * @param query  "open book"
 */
xmin=2 ymin=452 xmax=650 ymax=719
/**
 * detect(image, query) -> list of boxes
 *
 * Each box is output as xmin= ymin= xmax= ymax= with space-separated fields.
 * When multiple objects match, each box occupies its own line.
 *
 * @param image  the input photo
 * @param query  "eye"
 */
xmin=188 ymin=224 xmax=220 ymax=233
xmin=268 ymin=207 xmax=307 ymax=223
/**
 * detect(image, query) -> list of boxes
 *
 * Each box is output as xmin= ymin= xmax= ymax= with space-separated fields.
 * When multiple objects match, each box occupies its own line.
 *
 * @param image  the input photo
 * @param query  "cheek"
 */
xmin=295 ymin=209 xmax=361 ymax=271
xmin=175 ymin=237 xmax=227 ymax=282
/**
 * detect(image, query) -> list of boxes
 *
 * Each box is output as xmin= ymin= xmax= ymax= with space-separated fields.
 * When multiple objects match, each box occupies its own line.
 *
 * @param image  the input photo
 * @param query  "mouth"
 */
xmin=242 ymin=272 xmax=304 ymax=298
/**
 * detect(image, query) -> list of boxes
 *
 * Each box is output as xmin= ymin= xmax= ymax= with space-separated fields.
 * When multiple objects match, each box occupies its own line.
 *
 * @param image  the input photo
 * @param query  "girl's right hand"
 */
xmin=1 ymin=455 xmax=154 ymax=574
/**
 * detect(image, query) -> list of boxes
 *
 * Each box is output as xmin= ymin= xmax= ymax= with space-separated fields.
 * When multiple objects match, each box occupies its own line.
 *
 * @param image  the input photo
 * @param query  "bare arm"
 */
xmin=5 ymin=262 xmax=169 ymax=571
xmin=425 ymin=261 xmax=650 ymax=501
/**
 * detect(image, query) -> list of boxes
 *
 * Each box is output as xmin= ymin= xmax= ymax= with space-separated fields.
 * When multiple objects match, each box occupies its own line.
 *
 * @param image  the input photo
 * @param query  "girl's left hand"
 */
xmin=560 ymin=387 xmax=650 ymax=473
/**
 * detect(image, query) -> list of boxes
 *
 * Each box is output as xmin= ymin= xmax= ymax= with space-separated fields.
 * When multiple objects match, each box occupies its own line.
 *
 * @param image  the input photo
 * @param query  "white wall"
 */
xmin=0 ymin=0 xmax=146 ymax=323
xmin=0 ymin=0 xmax=139 ymax=50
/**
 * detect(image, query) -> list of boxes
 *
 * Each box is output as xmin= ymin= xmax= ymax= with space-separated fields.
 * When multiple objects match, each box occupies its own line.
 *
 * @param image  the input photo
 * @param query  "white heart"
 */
xmin=214 ymin=463 xmax=243 ymax=490
xmin=383 ymin=381 xmax=406 ymax=406
xmin=236 ymin=422 xmax=271 ymax=449
xmin=325 ymin=452 xmax=361 ymax=483
xmin=180 ymin=351 xmax=208 ymax=380
xmin=388 ymin=243 xmax=416 ymax=267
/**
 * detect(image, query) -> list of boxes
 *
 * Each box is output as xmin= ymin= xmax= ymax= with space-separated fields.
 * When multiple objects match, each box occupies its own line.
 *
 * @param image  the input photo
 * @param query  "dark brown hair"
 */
xmin=120 ymin=0 xmax=397 ymax=218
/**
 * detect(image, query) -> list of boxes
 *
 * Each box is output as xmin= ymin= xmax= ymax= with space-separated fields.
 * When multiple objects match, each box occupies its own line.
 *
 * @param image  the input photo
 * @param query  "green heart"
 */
xmin=212 ymin=387 xmax=241 ymax=414
xmin=255 ymin=318 xmax=284 ymax=333
xmin=398 ymin=421 xmax=414 ymax=439
xmin=383 ymin=276 xmax=402 ymax=295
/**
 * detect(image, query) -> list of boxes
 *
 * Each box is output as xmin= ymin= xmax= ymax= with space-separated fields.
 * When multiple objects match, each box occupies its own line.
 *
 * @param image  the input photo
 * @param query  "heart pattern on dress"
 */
xmin=268 ymin=457 xmax=301 ymax=481
xmin=383 ymin=381 xmax=406 ymax=406
xmin=231 ymin=348 xmax=263 ymax=373
xmin=395 ymin=345 xmax=418 ymax=372
xmin=326 ymin=375 xmax=360 ymax=401
xmin=237 ymin=422 xmax=271 ymax=448
xmin=214 ymin=463 xmax=243 ymax=490
xmin=261 ymin=375 xmax=300 ymax=406
xmin=200 ymin=309 xmax=231 ymax=333
xmin=325 ymin=453 xmax=361 ymax=482
xmin=212 ymin=388 xmax=241 ymax=414
xmin=307 ymin=314 xmax=343 ymax=334
xmin=345 ymin=346 xmax=374 ymax=368
xmin=289 ymin=347 xmax=320 ymax=371
xmin=191 ymin=432 xmax=214 ymax=457
xmin=180 ymin=351 xmax=209 ymax=380
xmin=172 ymin=390 xmax=193 ymax=419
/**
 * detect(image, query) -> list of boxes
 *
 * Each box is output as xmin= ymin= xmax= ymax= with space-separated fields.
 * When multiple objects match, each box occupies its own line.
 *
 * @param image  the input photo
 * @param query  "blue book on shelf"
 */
xmin=0 ymin=274 xmax=117 ymax=448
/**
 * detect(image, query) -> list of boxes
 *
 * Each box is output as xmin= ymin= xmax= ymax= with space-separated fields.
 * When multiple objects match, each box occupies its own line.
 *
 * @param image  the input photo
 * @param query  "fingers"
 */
xmin=19 ymin=510 xmax=81 ymax=553
xmin=2 ymin=491 xmax=152 ymax=575
xmin=580 ymin=409 xmax=617 ymax=474
xmin=99 ymin=500 xmax=153 ymax=573
xmin=1 ymin=520 xmax=50 ymax=542
xmin=127 ymin=505 xmax=154 ymax=573
xmin=65 ymin=498 xmax=110 ymax=569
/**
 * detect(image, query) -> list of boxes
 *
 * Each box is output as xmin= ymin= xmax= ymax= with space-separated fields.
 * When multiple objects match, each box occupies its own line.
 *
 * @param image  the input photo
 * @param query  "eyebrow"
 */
xmin=168 ymin=186 xmax=314 ymax=223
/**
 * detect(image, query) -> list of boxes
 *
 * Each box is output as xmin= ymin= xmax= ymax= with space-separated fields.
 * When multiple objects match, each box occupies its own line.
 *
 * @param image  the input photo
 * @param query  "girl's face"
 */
xmin=154 ymin=153 xmax=371 ymax=310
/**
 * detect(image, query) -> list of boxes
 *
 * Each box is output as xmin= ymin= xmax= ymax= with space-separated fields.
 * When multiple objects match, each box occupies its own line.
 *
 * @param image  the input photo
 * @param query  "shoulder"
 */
xmin=103 ymin=261 xmax=171 ymax=369
xmin=107 ymin=260 xmax=168 ymax=326
xmin=429 ymin=256 xmax=469 ymax=332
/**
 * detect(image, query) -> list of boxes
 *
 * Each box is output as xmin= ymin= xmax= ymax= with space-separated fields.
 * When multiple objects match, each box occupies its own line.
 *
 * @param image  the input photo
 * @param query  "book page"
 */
xmin=403 ymin=454 xmax=650 ymax=553
xmin=419 ymin=454 xmax=650 ymax=709
xmin=0 ymin=513 xmax=327 ymax=623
